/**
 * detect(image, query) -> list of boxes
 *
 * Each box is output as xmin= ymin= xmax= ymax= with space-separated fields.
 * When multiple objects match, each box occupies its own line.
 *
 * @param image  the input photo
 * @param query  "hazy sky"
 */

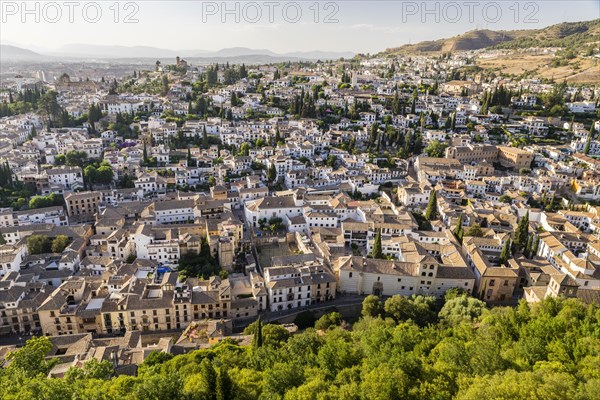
xmin=1 ymin=1 xmax=598 ymax=53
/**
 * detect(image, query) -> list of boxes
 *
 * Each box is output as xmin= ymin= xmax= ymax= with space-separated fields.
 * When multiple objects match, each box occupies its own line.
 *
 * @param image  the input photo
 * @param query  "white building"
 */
xmin=45 ymin=166 xmax=84 ymax=191
xmin=263 ymin=262 xmax=336 ymax=312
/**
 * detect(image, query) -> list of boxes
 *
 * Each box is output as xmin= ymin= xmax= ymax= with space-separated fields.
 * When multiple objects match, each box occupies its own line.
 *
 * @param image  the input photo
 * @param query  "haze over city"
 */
xmin=2 ymin=0 xmax=599 ymax=54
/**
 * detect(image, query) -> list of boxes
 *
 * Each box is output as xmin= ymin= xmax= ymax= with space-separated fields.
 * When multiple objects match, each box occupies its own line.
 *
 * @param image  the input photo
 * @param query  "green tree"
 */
xmin=138 ymin=351 xmax=174 ymax=375
xmin=424 ymin=139 xmax=448 ymax=157
xmin=525 ymin=235 xmax=534 ymax=258
xmin=55 ymin=154 xmax=66 ymax=165
xmin=216 ymin=367 xmax=233 ymax=400
xmin=531 ymin=235 xmax=540 ymax=257
xmin=252 ymin=317 xmax=263 ymax=349
xmin=360 ymin=363 xmax=410 ymax=400
xmin=262 ymin=324 xmax=290 ymax=347
xmin=143 ymin=142 xmax=149 ymax=163
xmin=425 ymin=190 xmax=438 ymax=221
xmin=515 ymin=211 xmax=530 ymax=250
xmin=267 ymin=163 xmax=277 ymax=183
xmin=27 ymin=234 xmax=51 ymax=254
xmin=464 ymin=223 xmax=484 ymax=237
xmin=29 ymin=193 xmax=63 ymax=209
xmin=315 ymin=312 xmax=343 ymax=331
xmin=384 ymin=295 xmax=416 ymax=322
xmin=326 ymin=155 xmax=337 ymax=168
xmin=453 ymin=214 xmax=464 ymax=242
xmin=7 ymin=336 xmax=54 ymax=377
xmin=95 ymin=165 xmax=114 ymax=185
xmin=200 ymin=358 xmax=217 ymax=400
xmin=238 ymin=142 xmax=250 ymax=156
xmin=263 ymin=362 xmax=305 ymax=396
xmin=65 ymin=150 xmax=88 ymax=167
xmin=87 ymin=103 xmax=103 ymax=128
xmin=51 ymin=235 xmax=70 ymax=253
xmin=84 ymin=165 xmax=97 ymax=187
xmin=202 ymin=126 xmax=209 ymax=149
xmin=498 ymin=194 xmax=512 ymax=203
xmin=274 ymin=127 xmax=282 ymax=144
xmin=438 ymin=294 xmax=486 ymax=326
xmin=65 ymin=359 xmax=113 ymax=382
xmin=37 ymin=91 xmax=62 ymax=127
xmin=499 ymin=238 xmax=511 ymax=266
xmin=362 ymin=295 xmax=384 ymax=318
xmin=583 ymin=134 xmax=592 ymax=155
xmin=185 ymin=148 xmax=196 ymax=169
xmin=372 ymin=229 xmax=383 ymax=259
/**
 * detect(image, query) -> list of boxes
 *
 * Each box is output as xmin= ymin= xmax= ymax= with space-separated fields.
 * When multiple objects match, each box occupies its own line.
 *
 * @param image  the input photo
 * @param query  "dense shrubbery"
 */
xmin=1 ymin=295 xmax=598 ymax=400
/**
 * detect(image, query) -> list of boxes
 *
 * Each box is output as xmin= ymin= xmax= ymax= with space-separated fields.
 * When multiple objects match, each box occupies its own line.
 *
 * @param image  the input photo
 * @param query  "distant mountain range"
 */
xmin=0 ymin=44 xmax=50 ymax=61
xmin=0 ymin=43 xmax=354 ymax=63
xmin=3 ymin=19 xmax=598 ymax=64
xmin=384 ymin=19 xmax=600 ymax=54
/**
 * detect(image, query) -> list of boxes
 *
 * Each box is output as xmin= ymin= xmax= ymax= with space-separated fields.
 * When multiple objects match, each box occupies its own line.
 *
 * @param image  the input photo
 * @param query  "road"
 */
xmin=234 ymin=293 xmax=367 ymax=328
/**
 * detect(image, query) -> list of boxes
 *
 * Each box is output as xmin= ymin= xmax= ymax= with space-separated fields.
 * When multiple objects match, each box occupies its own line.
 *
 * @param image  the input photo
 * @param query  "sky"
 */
xmin=1 ymin=1 xmax=599 ymax=54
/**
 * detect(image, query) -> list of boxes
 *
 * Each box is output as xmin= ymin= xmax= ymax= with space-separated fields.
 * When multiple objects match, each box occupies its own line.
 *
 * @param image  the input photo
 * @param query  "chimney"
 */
xmin=111 ymin=349 xmax=118 ymax=368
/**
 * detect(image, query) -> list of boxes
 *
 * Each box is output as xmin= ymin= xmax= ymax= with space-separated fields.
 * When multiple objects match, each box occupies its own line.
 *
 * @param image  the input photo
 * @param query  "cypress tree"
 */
xmin=142 ymin=142 xmax=148 ymax=164
xmin=216 ymin=367 xmax=233 ymax=400
xmin=453 ymin=214 xmax=464 ymax=242
xmin=515 ymin=211 xmax=529 ymax=250
xmin=584 ymin=133 xmax=592 ymax=155
xmin=252 ymin=317 xmax=263 ymax=348
xmin=200 ymin=359 xmax=217 ymax=400
xmin=372 ymin=229 xmax=383 ymax=259
xmin=425 ymin=190 xmax=438 ymax=221
xmin=525 ymin=235 xmax=533 ymax=259
xmin=202 ymin=126 xmax=209 ymax=149
xmin=267 ymin=164 xmax=277 ymax=184
xmin=500 ymin=238 xmax=511 ymax=266
xmin=531 ymin=235 xmax=540 ymax=257
xmin=274 ymin=127 xmax=281 ymax=145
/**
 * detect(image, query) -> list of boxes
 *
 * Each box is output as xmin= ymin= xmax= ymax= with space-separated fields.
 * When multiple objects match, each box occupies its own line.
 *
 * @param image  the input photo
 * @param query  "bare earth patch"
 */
xmin=476 ymin=53 xmax=600 ymax=84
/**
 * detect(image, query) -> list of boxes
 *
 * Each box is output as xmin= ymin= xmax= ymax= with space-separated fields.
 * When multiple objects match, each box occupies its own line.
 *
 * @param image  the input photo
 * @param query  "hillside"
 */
xmin=493 ymin=19 xmax=600 ymax=49
xmin=386 ymin=29 xmax=524 ymax=53
xmin=384 ymin=19 xmax=600 ymax=54
xmin=0 ymin=44 xmax=48 ymax=62
xmin=0 ymin=295 xmax=598 ymax=399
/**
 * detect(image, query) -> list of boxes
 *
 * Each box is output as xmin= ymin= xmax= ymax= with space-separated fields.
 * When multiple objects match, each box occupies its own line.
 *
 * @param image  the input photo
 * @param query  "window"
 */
xmin=489 ymin=279 xmax=495 ymax=287
xmin=349 ymin=272 xmax=353 ymax=278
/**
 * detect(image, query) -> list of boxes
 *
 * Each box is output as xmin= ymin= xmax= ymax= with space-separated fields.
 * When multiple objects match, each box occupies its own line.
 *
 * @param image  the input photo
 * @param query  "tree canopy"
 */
xmin=0 ymin=296 xmax=598 ymax=400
